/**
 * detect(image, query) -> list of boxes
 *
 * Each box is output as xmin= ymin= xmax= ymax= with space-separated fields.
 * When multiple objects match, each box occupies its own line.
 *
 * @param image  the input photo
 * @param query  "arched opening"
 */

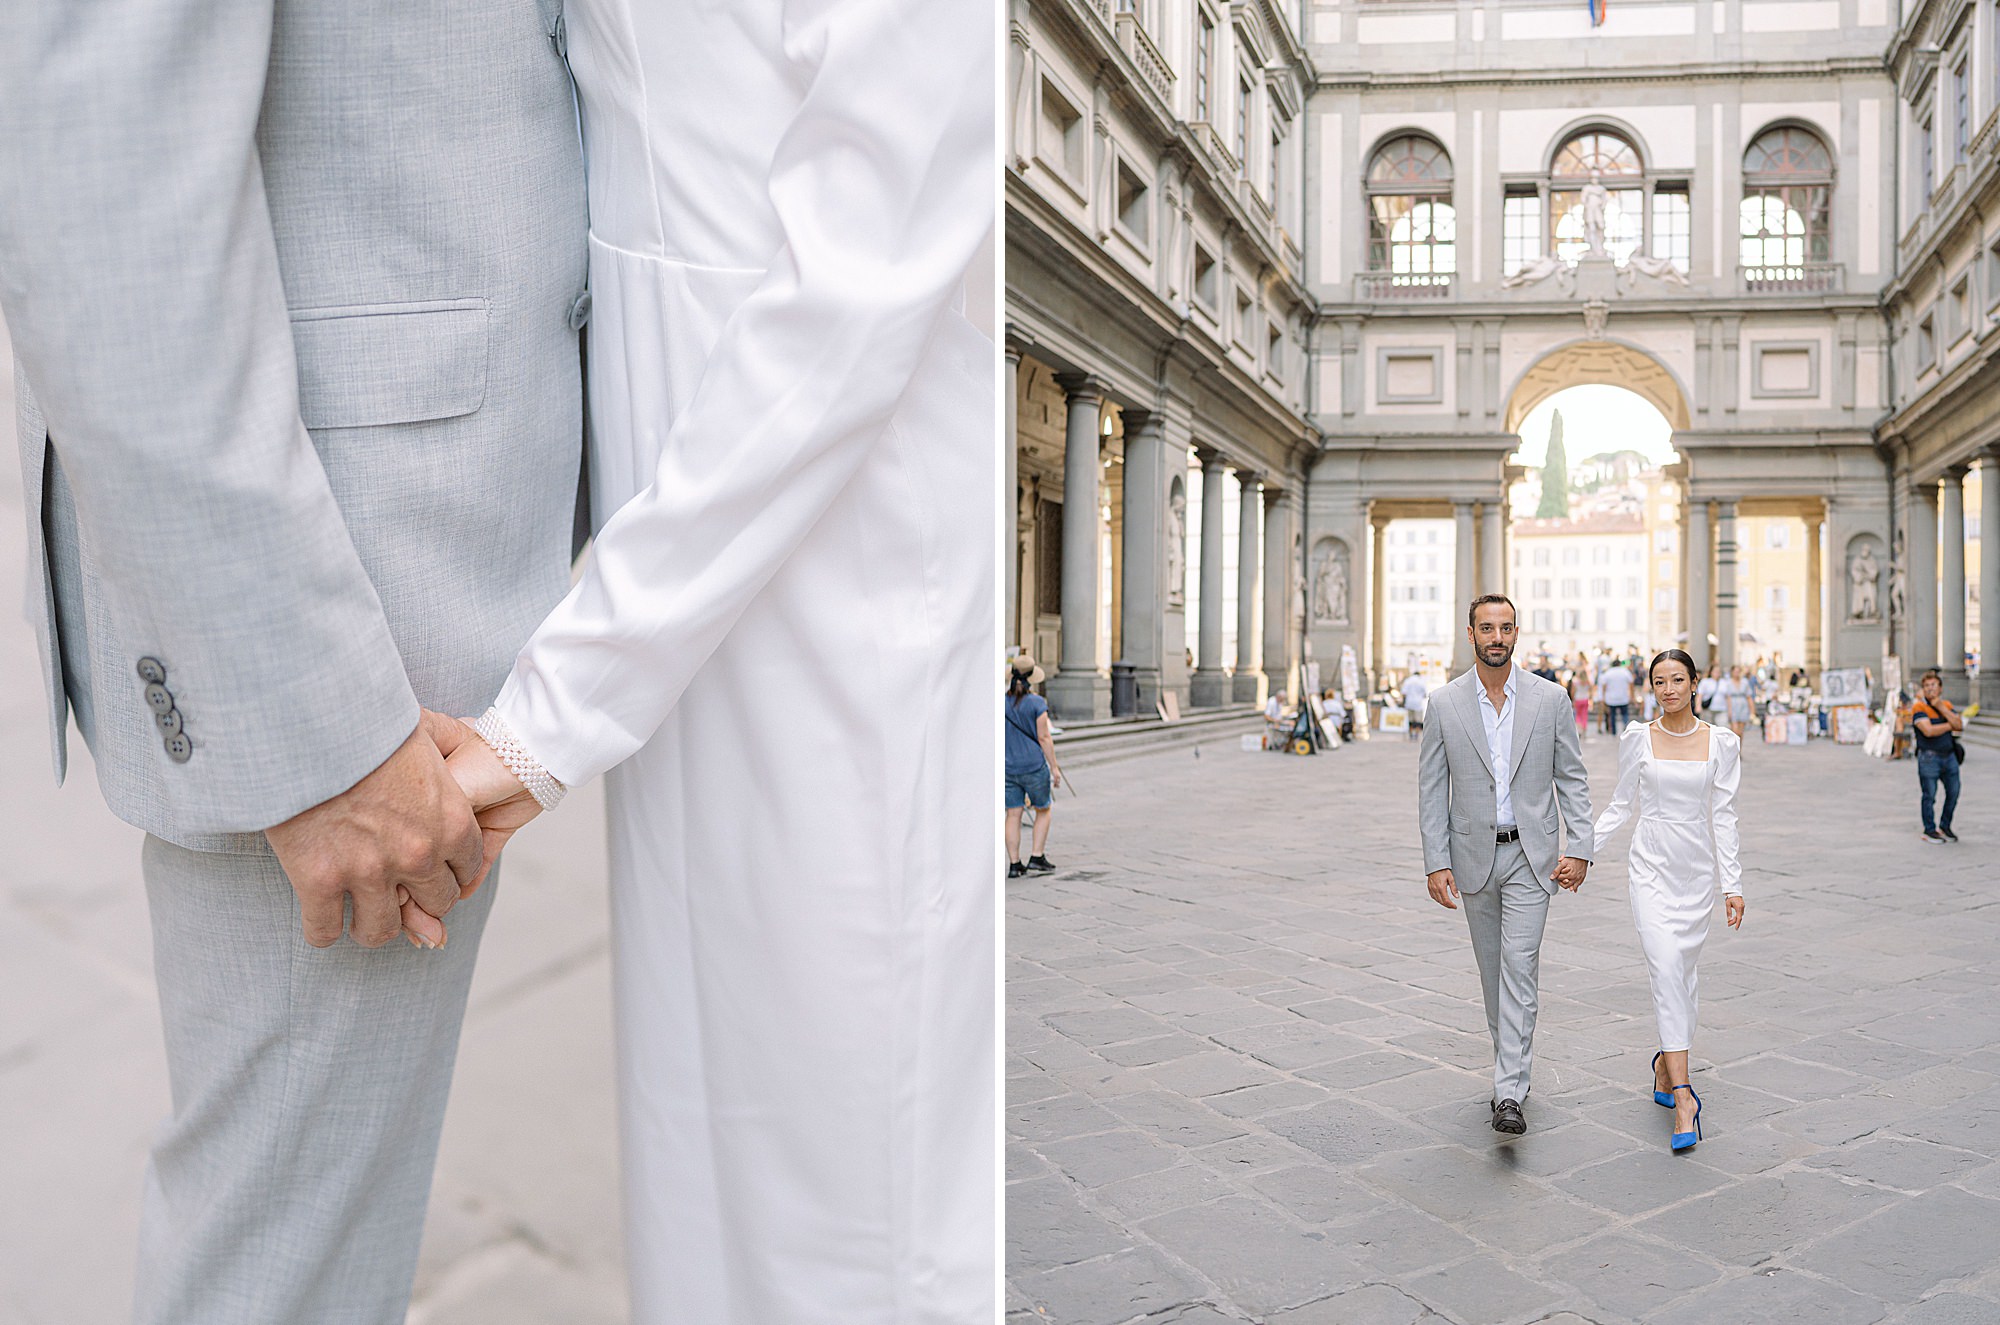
xmin=1506 ymin=363 xmax=1682 ymax=664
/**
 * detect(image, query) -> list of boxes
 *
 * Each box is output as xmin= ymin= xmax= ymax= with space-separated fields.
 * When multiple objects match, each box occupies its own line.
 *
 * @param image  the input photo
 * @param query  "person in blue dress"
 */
xmin=1005 ymin=655 xmax=1064 ymax=877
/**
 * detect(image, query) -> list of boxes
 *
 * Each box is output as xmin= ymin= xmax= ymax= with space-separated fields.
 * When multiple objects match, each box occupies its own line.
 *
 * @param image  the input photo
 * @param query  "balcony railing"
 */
xmin=1740 ymin=262 xmax=1844 ymax=294
xmin=1189 ymin=121 xmax=1239 ymax=176
xmin=1355 ymin=271 xmax=1454 ymax=300
xmin=1113 ymin=13 xmax=1174 ymax=105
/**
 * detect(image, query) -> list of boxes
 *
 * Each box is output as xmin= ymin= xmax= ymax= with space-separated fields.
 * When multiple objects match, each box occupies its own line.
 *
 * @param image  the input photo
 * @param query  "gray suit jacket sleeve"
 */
xmin=1550 ymin=686 xmax=1595 ymax=861
xmin=0 ymin=3 xmax=419 ymax=833
xmin=1418 ymin=691 xmax=1453 ymax=875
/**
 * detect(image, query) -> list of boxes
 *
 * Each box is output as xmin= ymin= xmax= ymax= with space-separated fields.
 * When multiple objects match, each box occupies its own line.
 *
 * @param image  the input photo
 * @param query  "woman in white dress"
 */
xmin=1592 ymin=648 xmax=1744 ymax=1152
xmin=405 ymin=3 xmax=996 ymax=1320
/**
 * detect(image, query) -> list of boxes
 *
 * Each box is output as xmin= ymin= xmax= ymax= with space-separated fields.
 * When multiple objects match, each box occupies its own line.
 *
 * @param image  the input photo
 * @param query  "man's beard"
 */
xmin=1479 ymin=641 xmax=1515 ymax=667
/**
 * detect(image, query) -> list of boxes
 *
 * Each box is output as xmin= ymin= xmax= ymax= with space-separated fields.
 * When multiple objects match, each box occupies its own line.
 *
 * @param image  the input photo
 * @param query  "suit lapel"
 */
xmin=1507 ymin=675 xmax=1537 ymax=781
xmin=1456 ymin=673 xmax=1494 ymax=776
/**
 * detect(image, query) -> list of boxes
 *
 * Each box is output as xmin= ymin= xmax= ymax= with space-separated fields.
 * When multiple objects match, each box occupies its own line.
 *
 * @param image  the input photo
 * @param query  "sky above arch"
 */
xmin=1510 ymin=384 xmax=1679 ymax=469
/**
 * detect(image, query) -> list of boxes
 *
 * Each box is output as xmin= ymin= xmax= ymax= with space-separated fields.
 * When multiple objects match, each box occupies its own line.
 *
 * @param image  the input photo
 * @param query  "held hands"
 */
xmin=434 ymin=710 xmax=545 ymax=899
xmin=1552 ymin=856 xmax=1590 ymax=891
xmin=265 ymin=710 xmax=480 ymax=949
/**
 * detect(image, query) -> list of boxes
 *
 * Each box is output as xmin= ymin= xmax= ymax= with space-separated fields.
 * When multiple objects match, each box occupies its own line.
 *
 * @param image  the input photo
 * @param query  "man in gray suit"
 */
xmin=0 ymin=5 xmax=587 ymax=1321
xmin=1418 ymin=595 xmax=1593 ymax=1135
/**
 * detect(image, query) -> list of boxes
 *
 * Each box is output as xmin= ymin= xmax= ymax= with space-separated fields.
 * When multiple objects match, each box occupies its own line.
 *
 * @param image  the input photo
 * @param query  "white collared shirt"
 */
xmin=1476 ymin=666 xmax=1519 ymax=830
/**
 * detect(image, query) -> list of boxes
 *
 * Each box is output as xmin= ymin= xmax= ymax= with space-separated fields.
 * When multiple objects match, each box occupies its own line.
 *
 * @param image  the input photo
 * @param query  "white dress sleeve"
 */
xmin=1711 ymin=728 xmax=1743 ymax=897
xmin=487 ymin=0 xmax=992 ymax=788
xmin=1592 ymin=721 xmax=1646 ymax=847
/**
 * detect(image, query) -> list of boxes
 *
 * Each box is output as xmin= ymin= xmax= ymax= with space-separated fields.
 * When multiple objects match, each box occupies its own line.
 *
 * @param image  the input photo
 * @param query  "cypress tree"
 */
xmin=1536 ymin=410 xmax=1572 ymax=519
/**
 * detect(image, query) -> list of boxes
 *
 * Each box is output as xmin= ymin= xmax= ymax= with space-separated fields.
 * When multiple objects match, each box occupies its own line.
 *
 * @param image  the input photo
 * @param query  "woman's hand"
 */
xmin=438 ymin=714 xmax=545 ymax=898
xmin=1726 ymin=895 xmax=1745 ymax=929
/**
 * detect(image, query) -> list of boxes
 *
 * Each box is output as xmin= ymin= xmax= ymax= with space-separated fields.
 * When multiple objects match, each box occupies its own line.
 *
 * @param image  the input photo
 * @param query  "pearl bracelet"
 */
xmin=472 ymin=708 xmax=567 ymax=812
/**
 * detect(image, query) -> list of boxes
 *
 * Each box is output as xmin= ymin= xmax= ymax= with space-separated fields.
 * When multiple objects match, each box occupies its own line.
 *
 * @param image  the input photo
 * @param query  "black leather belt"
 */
xmin=1495 ymin=828 xmax=1520 ymax=843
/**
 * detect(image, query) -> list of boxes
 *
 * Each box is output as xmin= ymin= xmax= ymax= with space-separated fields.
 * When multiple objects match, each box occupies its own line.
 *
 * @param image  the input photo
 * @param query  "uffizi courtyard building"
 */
xmin=1006 ymin=0 xmax=1999 ymax=718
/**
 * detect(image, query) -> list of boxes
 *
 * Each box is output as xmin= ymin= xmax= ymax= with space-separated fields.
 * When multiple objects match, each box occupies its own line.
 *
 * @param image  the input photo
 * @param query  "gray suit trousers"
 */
xmin=135 ymin=838 xmax=499 ymax=1325
xmin=1461 ymin=839 xmax=1548 ymax=1104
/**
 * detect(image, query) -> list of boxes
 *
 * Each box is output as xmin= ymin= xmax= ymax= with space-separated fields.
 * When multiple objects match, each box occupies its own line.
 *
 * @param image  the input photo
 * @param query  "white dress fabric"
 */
xmin=486 ymin=2 xmax=996 ymax=1320
xmin=1592 ymin=721 xmax=1743 ymax=1051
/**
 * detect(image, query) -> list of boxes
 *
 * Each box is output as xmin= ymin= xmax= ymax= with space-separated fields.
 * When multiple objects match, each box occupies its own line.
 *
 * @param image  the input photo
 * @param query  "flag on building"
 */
xmin=1588 ymin=0 xmax=1607 ymax=24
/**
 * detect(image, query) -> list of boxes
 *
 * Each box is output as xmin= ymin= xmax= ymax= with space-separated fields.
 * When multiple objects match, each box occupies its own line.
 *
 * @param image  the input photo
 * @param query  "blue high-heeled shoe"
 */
xmin=1670 ymin=1084 xmax=1702 ymax=1152
xmin=1651 ymin=1051 xmax=1674 ymax=1108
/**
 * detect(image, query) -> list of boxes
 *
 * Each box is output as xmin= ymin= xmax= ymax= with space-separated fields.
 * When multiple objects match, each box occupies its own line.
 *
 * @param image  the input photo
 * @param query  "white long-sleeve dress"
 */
xmin=484 ymin=2 xmax=995 ymax=1320
xmin=1591 ymin=721 xmax=1742 ymax=1052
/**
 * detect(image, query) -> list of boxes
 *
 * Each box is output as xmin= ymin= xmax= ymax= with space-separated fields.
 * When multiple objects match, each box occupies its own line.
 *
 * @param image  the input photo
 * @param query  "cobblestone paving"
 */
xmin=1008 ymin=725 xmax=2000 ymax=1325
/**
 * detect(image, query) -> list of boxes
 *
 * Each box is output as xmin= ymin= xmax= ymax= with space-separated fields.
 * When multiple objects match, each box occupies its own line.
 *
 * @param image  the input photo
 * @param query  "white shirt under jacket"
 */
xmin=1478 ymin=666 xmax=1520 ymax=830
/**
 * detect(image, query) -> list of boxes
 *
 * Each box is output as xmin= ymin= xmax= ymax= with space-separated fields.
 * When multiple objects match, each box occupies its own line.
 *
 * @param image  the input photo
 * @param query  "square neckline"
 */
xmin=1644 ymin=717 xmax=1713 ymax=763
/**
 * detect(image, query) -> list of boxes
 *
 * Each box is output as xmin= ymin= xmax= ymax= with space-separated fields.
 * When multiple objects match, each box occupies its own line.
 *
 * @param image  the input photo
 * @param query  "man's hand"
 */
xmin=1552 ymin=856 xmax=1590 ymax=891
xmin=437 ymin=712 xmax=544 ymax=897
xmin=1725 ymin=895 xmax=1746 ymax=929
xmin=1426 ymin=867 xmax=1459 ymax=909
xmin=265 ymin=711 xmax=482 ymax=948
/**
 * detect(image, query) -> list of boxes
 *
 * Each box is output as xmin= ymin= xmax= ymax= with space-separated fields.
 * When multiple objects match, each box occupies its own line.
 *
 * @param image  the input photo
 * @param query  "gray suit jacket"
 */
xmin=1 ymin=1 xmax=588 ymax=850
xmin=1417 ymin=668 xmax=1594 ymax=895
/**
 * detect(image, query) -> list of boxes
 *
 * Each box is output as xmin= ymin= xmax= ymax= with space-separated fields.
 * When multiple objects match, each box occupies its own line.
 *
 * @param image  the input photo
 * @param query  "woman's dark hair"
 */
xmin=1648 ymin=648 xmax=1699 ymax=686
xmin=1007 ymin=667 xmax=1031 ymax=705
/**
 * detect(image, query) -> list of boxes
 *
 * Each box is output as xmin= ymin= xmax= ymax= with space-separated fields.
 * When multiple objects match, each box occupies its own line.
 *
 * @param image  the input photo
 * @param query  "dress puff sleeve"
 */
xmin=1711 ymin=727 xmax=1743 ymax=897
xmin=487 ymin=0 xmax=993 ymax=789
xmin=1591 ymin=721 xmax=1646 ymax=847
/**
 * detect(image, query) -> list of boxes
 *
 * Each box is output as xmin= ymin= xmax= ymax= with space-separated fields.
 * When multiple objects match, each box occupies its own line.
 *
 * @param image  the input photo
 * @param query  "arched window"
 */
xmin=1550 ymin=129 xmax=1644 ymax=265
xmin=1740 ymin=125 xmax=1832 ymax=286
xmin=1502 ymin=125 xmax=1689 ymax=277
xmin=1366 ymin=135 xmax=1455 ymax=288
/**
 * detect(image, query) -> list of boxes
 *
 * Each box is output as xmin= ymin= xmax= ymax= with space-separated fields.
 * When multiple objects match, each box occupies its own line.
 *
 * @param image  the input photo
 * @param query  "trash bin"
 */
xmin=1110 ymin=661 xmax=1137 ymax=718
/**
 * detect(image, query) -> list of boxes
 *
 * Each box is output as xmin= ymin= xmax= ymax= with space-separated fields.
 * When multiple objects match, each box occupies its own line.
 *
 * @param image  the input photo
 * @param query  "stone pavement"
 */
xmin=1008 ymin=720 xmax=2000 ymax=1325
xmin=0 ymin=325 xmax=629 ymax=1324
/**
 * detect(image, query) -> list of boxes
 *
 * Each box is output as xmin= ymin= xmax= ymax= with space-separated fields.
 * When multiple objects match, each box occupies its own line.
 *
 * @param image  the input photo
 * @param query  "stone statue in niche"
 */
xmin=1886 ymin=527 xmax=1907 ymax=626
xmin=1166 ymin=479 xmax=1187 ymax=609
xmin=1312 ymin=539 xmax=1351 ymax=625
xmin=1499 ymin=256 xmax=1576 ymax=293
xmin=1848 ymin=540 xmax=1880 ymax=622
xmin=1621 ymin=254 xmax=1690 ymax=289
xmin=1581 ymin=176 xmax=1612 ymax=258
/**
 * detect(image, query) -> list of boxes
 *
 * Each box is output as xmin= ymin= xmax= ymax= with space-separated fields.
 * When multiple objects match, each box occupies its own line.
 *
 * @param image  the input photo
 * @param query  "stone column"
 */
xmin=1370 ymin=512 xmax=1389 ymax=690
xmin=1715 ymin=500 xmax=1739 ymax=668
xmin=1941 ymin=468 xmax=1969 ymax=700
xmin=1047 ymin=375 xmax=1109 ymax=721
xmin=1234 ymin=472 xmax=1263 ymax=703
xmin=1805 ymin=508 xmax=1825 ymax=681
xmin=1906 ymin=476 xmax=1939 ymax=673
xmin=1981 ymin=453 xmax=2000 ymax=709
xmin=1118 ymin=411 xmax=1168 ymax=715
xmin=1004 ymin=342 xmax=1022 ymax=647
xmin=1190 ymin=450 xmax=1230 ymax=707
xmin=1686 ymin=501 xmax=1711 ymax=671
xmin=1263 ymin=487 xmax=1293 ymax=698
xmin=1479 ymin=499 xmax=1505 ymax=595
xmin=1452 ymin=500 xmax=1476 ymax=675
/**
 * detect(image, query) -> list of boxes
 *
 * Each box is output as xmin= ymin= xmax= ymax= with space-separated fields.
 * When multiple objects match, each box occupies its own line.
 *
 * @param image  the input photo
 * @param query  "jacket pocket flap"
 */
xmin=291 ymin=299 xmax=489 ymax=430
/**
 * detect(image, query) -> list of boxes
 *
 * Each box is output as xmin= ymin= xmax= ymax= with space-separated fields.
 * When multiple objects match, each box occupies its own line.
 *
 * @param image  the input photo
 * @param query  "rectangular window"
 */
xmin=1563 ymin=608 xmax=1581 ymax=630
xmin=1194 ymin=10 xmax=1214 ymax=122
xmin=1768 ymin=522 xmax=1790 ymax=549
xmin=1625 ymin=577 xmax=1640 ymax=596
xmin=1533 ymin=547 xmax=1550 ymax=567
xmin=1234 ymin=288 xmax=1254 ymax=349
xmin=1651 ymin=186 xmax=1691 ymax=272
xmin=1955 ymin=58 xmax=1971 ymax=162
xmin=1655 ymin=529 xmax=1675 ymax=552
xmin=1626 ymin=608 xmax=1639 ymax=630
xmin=1561 ymin=578 xmax=1580 ymax=597
xmin=1595 ymin=607 xmax=1608 ymax=631
xmin=1922 ymin=113 xmax=1936 ymax=206
xmin=1267 ymin=324 xmax=1283 ymax=378
xmin=1502 ymin=190 xmax=1543 ymax=276
xmin=1920 ymin=314 xmax=1938 ymax=369
xmin=1953 ymin=277 xmax=1972 ymax=343
xmin=1035 ymin=499 xmax=1063 ymax=615
xmin=1235 ymin=74 xmax=1252 ymax=171
xmin=1269 ymin=129 xmax=1281 ymax=203
xmin=1534 ymin=609 xmax=1553 ymax=632
xmin=1038 ymin=78 xmax=1086 ymax=187
xmin=1115 ymin=159 xmax=1150 ymax=244
xmin=1590 ymin=576 xmax=1611 ymax=596
xmin=1192 ymin=246 xmax=1218 ymax=309
xmin=1533 ymin=578 xmax=1551 ymax=597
